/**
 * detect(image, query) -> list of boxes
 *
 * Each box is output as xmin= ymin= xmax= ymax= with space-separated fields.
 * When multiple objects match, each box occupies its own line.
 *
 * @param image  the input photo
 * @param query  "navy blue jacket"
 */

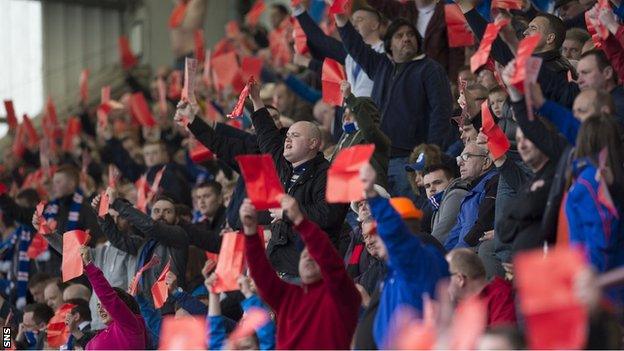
xmin=337 ymin=22 xmax=453 ymax=156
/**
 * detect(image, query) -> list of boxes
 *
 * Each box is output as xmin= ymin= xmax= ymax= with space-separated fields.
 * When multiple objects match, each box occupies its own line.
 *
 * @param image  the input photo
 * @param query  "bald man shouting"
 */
xmin=248 ymin=82 xmax=348 ymax=282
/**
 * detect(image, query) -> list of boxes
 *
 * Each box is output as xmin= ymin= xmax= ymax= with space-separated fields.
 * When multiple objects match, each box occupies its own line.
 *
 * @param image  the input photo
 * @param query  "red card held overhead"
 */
xmin=130 ymin=92 xmax=157 ymax=127
xmin=79 ymin=69 xmax=89 ymax=104
xmin=328 ymin=0 xmax=352 ymax=15
xmin=228 ymin=307 xmax=270 ymax=343
xmin=241 ymin=56 xmax=263 ymax=81
xmin=212 ymin=51 xmax=240 ymax=88
xmin=227 ymin=77 xmax=254 ymax=118
xmin=470 ymin=19 xmax=509 ymax=73
xmin=226 ymin=20 xmax=241 ymax=39
xmin=322 ymin=58 xmax=347 ymax=106
xmin=62 ymin=117 xmax=81 ymax=152
xmin=4 ymin=100 xmax=18 ymax=131
xmin=212 ymin=232 xmax=246 ymax=293
xmin=168 ymin=0 xmax=189 ymax=28
xmin=151 ymin=260 xmax=171 ymax=309
xmin=98 ymin=191 xmax=110 ymax=218
xmin=480 ymin=101 xmax=510 ymax=159
xmin=21 ymin=114 xmax=39 ymax=148
xmin=510 ymin=34 xmax=541 ymax=91
xmin=514 ymin=247 xmax=588 ymax=349
xmin=190 ymin=140 xmax=215 ymax=163
xmin=181 ymin=57 xmax=199 ymax=104
xmin=118 ymin=36 xmax=138 ymax=70
xmin=292 ymin=20 xmax=309 ymax=55
xmin=159 ymin=316 xmax=207 ymax=350
xmin=194 ymin=29 xmax=205 ymax=63
xmin=245 ymin=0 xmax=266 ymax=26
xmin=47 ymin=303 xmax=76 ymax=348
xmin=235 ymin=154 xmax=285 ymax=210
xmin=27 ymin=233 xmax=49 ymax=259
xmin=491 ymin=0 xmax=523 ymax=10
xmin=444 ymin=4 xmax=475 ymax=48
xmin=62 ymin=230 xmax=90 ymax=282
xmin=326 ymin=144 xmax=376 ymax=203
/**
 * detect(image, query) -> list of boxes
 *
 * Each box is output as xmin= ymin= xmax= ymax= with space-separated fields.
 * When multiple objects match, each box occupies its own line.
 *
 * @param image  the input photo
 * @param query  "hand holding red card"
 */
xmin=181 ymin=57 xmax=198 ymax=104
xmin=510 ymin=34 xmax=541 ymax=92
xmin=130 ymin=92 xmax=157 ymax=127
xmin=118 ymin=36 xmax=138 ymax=70
xmin=480 ymin=100 xmax=510 ymax=160
xmin=322 ymin=58 xmax=347 ymax=106
xmin=235 ymin=154 xmax=285 ymax=210
xmin=212 ymin=231 xmax=246 ymax=293
xmin=328 ymin=0 xmax=352 ymax=15
xmin=3 ymin=100 xmax=18 ymax=131
xmin=151 ymin=260 xmax=171 ymax=309
xmin=491 ymin=0 xmax=523 ymax=10
xmin=245 ymin=0 xmax=266 ymax=26
xmin=62 ymin=230 xmax=90 ymax=282
xmin=326 ymin=144 xmax=376 ymax=203
xmin=470 ymin=19 xmax=509 ymax=73
xmin=444 ymin=4 xmax=475 ymax=48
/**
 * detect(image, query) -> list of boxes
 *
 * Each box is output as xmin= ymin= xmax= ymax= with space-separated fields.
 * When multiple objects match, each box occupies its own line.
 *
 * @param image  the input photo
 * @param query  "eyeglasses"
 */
xmin=456 ymin=153 xmax=488 ymax=163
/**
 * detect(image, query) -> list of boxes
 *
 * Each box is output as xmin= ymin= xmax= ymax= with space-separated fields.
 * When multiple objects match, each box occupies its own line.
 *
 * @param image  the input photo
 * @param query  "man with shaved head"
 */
xmin=62 ymin=284 xmax=91 ymax=303
xmin=248 ymin=81 xmax=348 ymax=281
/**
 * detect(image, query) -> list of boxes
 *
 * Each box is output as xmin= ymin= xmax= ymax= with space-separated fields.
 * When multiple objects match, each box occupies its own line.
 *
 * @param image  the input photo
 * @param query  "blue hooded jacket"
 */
xmin=368 ymin=196 xmax=448 ymax=348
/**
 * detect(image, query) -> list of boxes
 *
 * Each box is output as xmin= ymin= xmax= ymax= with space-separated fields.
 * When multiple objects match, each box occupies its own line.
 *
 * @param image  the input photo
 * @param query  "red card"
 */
xmin=212 ymin=232 xmax=246 ymax=293
xmin=62 ymin=117 xmax=81 ymax=152
xmin=181 ymin=57 xmax=198 ymax=104
xmin=12 ymin=125 xmax=25 ymax=158
xmin=227 ymin=77 xmax=254 ymax=118
xmin=98 ymin=191 xmax=110 ymax=218
xmin=79 ymin=69 xmax=89 ymax=103
xmin=245 ymin=0 xmax=266 ymax=26
xmin=514 ymin=247 xmax=588 ymax=349
xmin=212 ymin=38 xmax=236 ymax=58
xmin=47 ymin=303 xmax=76 ymax=347
xmin=27 ymin=233 xmax=49 ymax=259
xmin=169 ymin=1 xmax=189 ymax=28
xmin=136 ymin=176 xmax=149 ymax=213
xmin=269 ymin=19 xmax=294 ymax=67
xmin=491 ymin=0 xmax=523 ymax=10
xmin=326 ymin=144 xmax=376 ymax=203
xmin=480 ymin=100 xmax=509 ymax=159
xmin=510 ymin=34 xmax=541 ymax=92
xmin=151 ymin=260 xmax=171 ymax=308
xmin=129 ymin=255 xmax=160 ymax=296
xmin=157 ymin=78 xmax=168 ymax=115
xmin=322 ymin=58 xmax=347 ymax=106
xmin=212 ymin=51 xmax=240 ymax=88
xmin=190 ymin=140 xmax=215 ymax=163
xmin=159 ymin=316 xmax=206 ymax=350
xmin=523 ymin=57 xmax=543 ymax=120
xmin=226 ymin=20 xmax=241 ymax=39
xmin=235 ymin=154 xmax=285 ymax=210
xmin=21 ymin=114 xmax=39 ymax=148
xmin=118 ymin=36 xmax=138 ymax=70
xmin=470 ymin=19 xmax=509 ymax=73
xmin=228 ymin=307 xmax=270 ymax=342
xmin=3 ymin=100 xmax=18 ymax=131
xmin=328 ymin=0 xmax=352 ymax=15
xmin=241 ymin=56 xmax=263 ymax=81
xmin=130 ymin=92 xmax=157 ymax=127
xmin=194 ymin=29 xmax=205 ymax=64
xmin=292 ymin=20 xmax=309 ymax=55
xmin=449 ymin=297 xmax=488 ymax=349
xmin=62 ymin=230 xmax=91 ymax=282
xmin=444 ymin=4 xmax=475 ymax=48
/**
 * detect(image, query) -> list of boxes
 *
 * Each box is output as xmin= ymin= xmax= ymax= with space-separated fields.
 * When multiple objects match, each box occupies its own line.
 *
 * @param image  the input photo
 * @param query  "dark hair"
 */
xmin=153 ymin=194 xmax=176 ymax=206
xmin=566 ymin=27 xmax=591 ymax=44
xmin=423 ymin=164 xmax=454 ymax=180
xmin=536 ymin=13 xmax=566 ymax=49
xmin=383 ymin=18 xmax=421 ymax=57
xmin=16 ymin=189 xmax=40 ymax=207
xmin=580 ymin=49 xmax=616 ymax=83
xmin=112 ymin=287 xmax=141 ymax=315
xmin=489 ymin=86 xmax=507 ymax=95
xmin=194 ymin=180 xmax=223 ymax=197
xmin=27 ymin=272 xmax=51 ymax=289
xmin=175 ymin=204 xmax=192 ymax=220
xmin=353 ymin=5 xmax=384 ymax=25
xmin=67 ymin=299 xmax=92 ymax=322
xmin=55 ymin=164 xmax=80 ymax=186
xmin=23 ymin=303 xmax=54 ymax=325
xmin=270 ymin=4 xmax=289 ymax=16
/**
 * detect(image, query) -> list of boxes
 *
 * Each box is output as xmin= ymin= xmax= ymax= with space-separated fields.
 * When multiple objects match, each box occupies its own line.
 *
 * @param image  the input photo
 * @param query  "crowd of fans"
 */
xmin=1 ymin=0 xmax=624 ymax=349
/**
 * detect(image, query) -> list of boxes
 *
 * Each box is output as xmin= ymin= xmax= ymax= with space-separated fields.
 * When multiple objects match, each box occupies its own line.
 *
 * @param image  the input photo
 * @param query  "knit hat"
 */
xmin=389 ymin=197 xmax=423 ymax=219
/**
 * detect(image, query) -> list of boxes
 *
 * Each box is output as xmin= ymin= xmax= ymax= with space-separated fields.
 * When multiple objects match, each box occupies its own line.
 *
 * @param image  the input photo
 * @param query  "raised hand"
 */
xmin=239 ymin=198 xmax=258 ymax=235
xmin=80 ymin=246 xmax=92 ymax=266
xmin=340 ymin=80 xmax=351 ymax=100
xmin=281 ymin=195 xmax=304 ymax=226
xmin=359 ymin=162 xmax=377 ymax=198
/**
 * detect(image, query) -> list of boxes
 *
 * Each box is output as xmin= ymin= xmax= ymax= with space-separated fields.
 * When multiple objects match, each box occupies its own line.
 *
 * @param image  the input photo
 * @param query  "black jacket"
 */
xmin=252 ymin=107 xmax=348 ymax=276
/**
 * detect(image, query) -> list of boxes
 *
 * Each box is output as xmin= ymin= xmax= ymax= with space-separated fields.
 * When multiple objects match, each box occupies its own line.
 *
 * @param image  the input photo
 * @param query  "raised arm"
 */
xmin=336 ymin=19 xmax=387 ymax=79
xmin=293 ymin=7 xmax=348 ymax=64
xmin=248 ymin=83 xmax=287 ymax=162
xmin=344 ymin=92 xmax=391 ymax=154
xmin=104 ymin=137 xmax=145 ymax=182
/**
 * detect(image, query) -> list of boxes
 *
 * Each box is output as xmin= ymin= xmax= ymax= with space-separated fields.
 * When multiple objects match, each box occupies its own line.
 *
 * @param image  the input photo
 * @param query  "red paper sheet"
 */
xmin=322 ymin=58 xmax=347 ymax=106
xmin=470 ymin=19 xmax=509 ymax=73
xmin=12 ymin=124 xmax=25 ymax=158
xmin=514 ymin=246 xmax=588 ymax=349
xmin=130 ymin=92 xmax=157 ymax=127
xmin=62 ymin=230 xmax=90 ymax=282
xmin=27 ymin=233 xmax=49 ymax=259
xmin=21 ymin=114 xmax=39 ymax=148
xmin=47 ymin=303 xmax=76 ymax=348
xmin=190 ymin=140 xmax=215 ymax=163
xmin=227 ymin=78 xmax=254 ymax=118
xmin=510 ymin=34 xmax=541 ymax=92
xmin=328 ymin=0 xmax=352 ymax=15
xmin=293 ymin=20 xmax=310 ymax=54
xmin=326 ymin=144 xmax=376 ymax=203
xmin=480 ymin=100 xmax=510 ymax=159
xmin=151 ymin=260 xmax=171 ymax=308
xmin=491 ymin=0 xmax=523 ymax=10
xmin=62 ymin=117 xmax=81 ymax=152
xmin=98 ymin=191 xmax=110 ymax=218
xmin=245 ymin=0 xmax=266 ymax=26
xmin=194 ymin=29 xmax=205 ymax=63
xmin=3 ymin=100 xmax=18 ymax=131
xmin=159 ymin=316 xmax=206 ymax=350
xmin=79 ymin=69 xmax=89 ymax=103
xmin=235 ymin=154 xmax=285 ymax=210
xmin=228 ymin=307 xmax=270 ymax=342
xmin=444 ymin=4 xmax=475 ymax=48
xmin=118 ymin=36 xmax=138 ymax=70
xmin=225 ymin=20 xmax=241 ymax=39
xmin=449 ymin=297 xmax=488 ymax=349
xmin=212 ymin=232 xmax=246 ymax=293
xmin=168 ymin=1 xmax=189 ymax=28
xmin=129 ymin=255 xmax=161 ymax=296
xmin=212 ymin=51 xmax=240 ymax=88
xmin=241 ymin=56 xmax=263 ymax=81
xmin=181 ymin=57 xmax=198 ymax=104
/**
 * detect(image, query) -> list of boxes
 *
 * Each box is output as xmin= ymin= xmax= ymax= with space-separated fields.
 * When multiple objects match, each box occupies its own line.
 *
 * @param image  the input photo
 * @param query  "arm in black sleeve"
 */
xmin=511 ymin=100 xmax=568 ymax=161
xmin=125 ymin=73 xmax=153 ymax=102
xmin=111 ymin=199 xmax=190 ymax=250
xmin=178 ymin=222 xmax=222 ymax=253
xmin=79 ymin=204 xmax=105 ymax=242
xmin=463 ymin=175 xmax=499 ymax=246
xmin=536 ymin=67 xmax=580 ymax=109
xmin=367 ymin=0 xmax=417 ymax=22
xmin=105 ymin=138 xmax=145 ymax=182
xmin=337 ymin=22 xmax=387 ymax=79
xmin=497 ymin=157 xmax=529 ymax=193
xmin=78 ymin=110 xmax=96 ymax=137
xmin=464 ymin=9 xmax=515 ymax=65
xmin=0 ymin=194 xmax=35 ymax=226
xmin=99 ymin=213 xmax=144 ymax=255
xmin=295 ymin=11 xmax=348 ymax=64
xmin=251 ymin=108 xmax=286 ymax=161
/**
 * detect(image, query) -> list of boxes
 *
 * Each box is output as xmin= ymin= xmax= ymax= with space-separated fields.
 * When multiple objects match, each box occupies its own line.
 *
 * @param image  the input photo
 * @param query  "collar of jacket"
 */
xmin=536 ymin=49 xmax=563 ymax=62
xmin=389 ymin=53 xmax=426 ymax=63
xmin=289 ymin=153 xmax=326 ymax=182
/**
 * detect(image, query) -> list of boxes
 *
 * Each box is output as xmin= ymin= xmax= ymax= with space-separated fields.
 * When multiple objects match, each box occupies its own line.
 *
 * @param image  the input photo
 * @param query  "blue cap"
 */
xmin=404 ymin=152 xmax=426 ymax=172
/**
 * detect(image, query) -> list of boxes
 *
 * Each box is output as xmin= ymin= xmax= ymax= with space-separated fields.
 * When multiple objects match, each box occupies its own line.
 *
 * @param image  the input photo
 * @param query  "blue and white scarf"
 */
xmin=44 ymin=189 xmax=84 ymax=231
xmin=0 ymin=225 xmax=32 ymax=309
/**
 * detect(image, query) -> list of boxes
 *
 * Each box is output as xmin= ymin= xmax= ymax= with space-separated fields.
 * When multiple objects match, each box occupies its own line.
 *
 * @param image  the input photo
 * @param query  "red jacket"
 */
xmin=245 ymin=219 xmax=361 ymax=349
xmin=480 ymin=277 xmax=517 ymax=326
xmin=602 ymin=27 xmax=624 ymax=83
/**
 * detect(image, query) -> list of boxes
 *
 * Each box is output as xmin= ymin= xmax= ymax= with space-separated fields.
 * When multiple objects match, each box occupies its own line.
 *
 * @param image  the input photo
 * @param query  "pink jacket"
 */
xmin=84 ymin=263 xmax=148 ymax=350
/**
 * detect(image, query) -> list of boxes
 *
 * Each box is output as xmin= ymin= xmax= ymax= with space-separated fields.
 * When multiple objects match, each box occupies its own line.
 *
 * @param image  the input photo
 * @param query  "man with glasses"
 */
xmin=443 ymin=142 xmax=499 ymax=251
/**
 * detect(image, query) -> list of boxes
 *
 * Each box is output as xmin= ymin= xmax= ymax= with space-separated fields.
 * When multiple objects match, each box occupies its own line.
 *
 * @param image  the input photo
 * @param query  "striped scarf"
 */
xmin=0 ymin=225 xmax=32 ymax=308
xmin=44 ymin=189 xmax=83 ymax=231
xmin=192 ymin=210 xmax=206 ymax=224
